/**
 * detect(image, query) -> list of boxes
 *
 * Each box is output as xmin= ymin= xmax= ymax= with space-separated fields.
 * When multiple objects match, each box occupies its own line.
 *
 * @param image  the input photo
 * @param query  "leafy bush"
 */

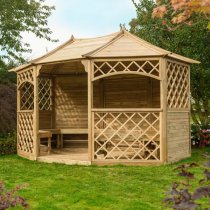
xmin=164 ymin=154 xmax=210 ymax=209
xmin=191 ymin=124 xmax=200 ymax=148
xmin=0 ymin=83 xmax=16 ymax=134
xmin=0 ymin=181 xmax=29 ymax=209
xmin=0 ymin=132 xmax=16 ymax=155
xmin=191 ymin=124 xmax=210 ymax=148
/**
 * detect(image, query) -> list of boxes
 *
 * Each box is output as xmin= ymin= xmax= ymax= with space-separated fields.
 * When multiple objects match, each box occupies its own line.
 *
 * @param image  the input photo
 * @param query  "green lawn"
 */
xmin=0 ymin=148 xmax=209 ymax=210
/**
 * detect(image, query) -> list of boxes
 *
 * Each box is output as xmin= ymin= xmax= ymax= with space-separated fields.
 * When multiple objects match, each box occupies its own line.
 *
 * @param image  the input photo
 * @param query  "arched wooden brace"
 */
xmin=92 ymin=71 xmax=161 ymax=82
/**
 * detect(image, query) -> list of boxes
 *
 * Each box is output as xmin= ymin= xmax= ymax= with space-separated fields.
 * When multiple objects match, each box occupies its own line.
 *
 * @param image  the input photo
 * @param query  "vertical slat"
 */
xmin=160 ymin=58 xmax=167 ymax=163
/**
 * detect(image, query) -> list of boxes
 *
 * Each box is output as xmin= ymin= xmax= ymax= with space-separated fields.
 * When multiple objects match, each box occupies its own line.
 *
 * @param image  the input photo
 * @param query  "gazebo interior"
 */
xmin=35 ymin=60 xmax=160 ymax=164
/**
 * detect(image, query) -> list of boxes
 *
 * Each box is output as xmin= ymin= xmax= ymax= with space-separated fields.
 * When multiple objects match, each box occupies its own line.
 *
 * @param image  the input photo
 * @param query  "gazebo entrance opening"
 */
xmin=34 ymin=59 xmax=161 ymax=164
xmin=93 ymin=74 xmax=161 ymax=162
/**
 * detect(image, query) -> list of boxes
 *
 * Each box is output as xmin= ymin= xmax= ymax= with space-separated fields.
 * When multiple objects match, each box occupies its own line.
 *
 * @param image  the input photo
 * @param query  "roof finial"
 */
xmin=71 ymin=34 xmax=75 ymax=40
xmin=120 ymin=23 xmax=127 ymax=31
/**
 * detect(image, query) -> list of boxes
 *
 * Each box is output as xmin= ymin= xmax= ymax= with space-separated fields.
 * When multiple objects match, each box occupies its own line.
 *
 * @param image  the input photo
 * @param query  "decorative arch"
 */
xmin=92 ymin=60 xmax=160 ymax=81
xmin=18 ymin=81 xmax=34 ymax=110
xmin=92 ymin=71 xmax=160 ymax=82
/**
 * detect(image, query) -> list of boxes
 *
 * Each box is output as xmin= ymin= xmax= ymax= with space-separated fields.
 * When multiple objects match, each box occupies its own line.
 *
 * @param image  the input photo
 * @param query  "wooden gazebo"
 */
xmin=10 ymin=29 xmax=199 ymax=165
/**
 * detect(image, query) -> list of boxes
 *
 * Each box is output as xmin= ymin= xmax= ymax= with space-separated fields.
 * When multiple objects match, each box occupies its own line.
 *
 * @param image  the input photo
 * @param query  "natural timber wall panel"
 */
xmin=93 ymin=80 xmax=103 ymax=108
xmin=151 ymin=79 xmax=160 ymax=108
xmin=167 ymin=112 xmax=190 ymax=162
xmin=167 ymin=61 xmax=190 ymax=109
xmin=55 ymin=75 xmax=88 ymax=129
xmin=93 ymin=75 xmax=160 ymax=108
xmin=93 ymin=111 xmax=161 ymax=161
xmin=39 ymin=111 xmax=52 ymax=129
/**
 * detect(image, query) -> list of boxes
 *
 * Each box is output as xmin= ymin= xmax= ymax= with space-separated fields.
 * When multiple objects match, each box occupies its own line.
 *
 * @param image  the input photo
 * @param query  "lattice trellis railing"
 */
xmin=93 ymin=60 xmax=160 ymax=80
xmin=38 ymin=77 xmax=52 ymax=110
xmin=17 ymin=112 xmax=34 ymax=154
xmin=93 ymin=111 xmax=160 ymax=161
xmin=167 ymin=61 xmax=189 ymax=109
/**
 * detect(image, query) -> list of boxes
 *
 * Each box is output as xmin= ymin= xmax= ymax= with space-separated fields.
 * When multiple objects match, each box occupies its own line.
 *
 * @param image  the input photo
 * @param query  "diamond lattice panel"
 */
xmin=38 ymin=77 xmax=52 ymax=110
xmin=93 ymin=60 xmax=160 ymax=80
xmin=93 ymin=112 xmax=160 ymax=161
xmin=17 ymin=69 xmax=34 ymax=87
xmin=17 ymin=112 xmax=34 ymax=154
xmin=20 ymin=82 xmax=34 ymax=110
xmin=167 ymin=61 xmax=189 ymax=108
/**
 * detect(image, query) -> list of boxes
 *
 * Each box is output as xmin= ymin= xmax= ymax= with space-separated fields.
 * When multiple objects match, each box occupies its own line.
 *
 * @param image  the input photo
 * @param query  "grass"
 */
xmin=0 ymin=148 xmax=209 ymax=210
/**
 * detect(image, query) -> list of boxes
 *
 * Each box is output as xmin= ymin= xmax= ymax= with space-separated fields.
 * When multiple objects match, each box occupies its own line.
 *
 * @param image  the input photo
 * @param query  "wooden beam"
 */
xmin=92 ymin=108 xmax=163 ymax=112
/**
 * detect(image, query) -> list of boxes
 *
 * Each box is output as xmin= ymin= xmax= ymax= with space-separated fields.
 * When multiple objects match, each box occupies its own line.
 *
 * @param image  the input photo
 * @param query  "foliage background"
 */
xmin=130 ymin=0 xmax=210 ymax=130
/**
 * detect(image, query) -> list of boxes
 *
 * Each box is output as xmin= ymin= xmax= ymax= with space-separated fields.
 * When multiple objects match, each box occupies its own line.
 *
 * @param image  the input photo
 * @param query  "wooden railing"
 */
xmin=92 ymin=109 xmax=162 ymax=162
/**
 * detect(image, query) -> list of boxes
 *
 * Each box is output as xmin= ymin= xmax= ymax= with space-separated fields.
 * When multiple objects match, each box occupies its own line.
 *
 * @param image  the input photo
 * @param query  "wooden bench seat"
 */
xmin=39 ymin=129 xmax=88 ymax=155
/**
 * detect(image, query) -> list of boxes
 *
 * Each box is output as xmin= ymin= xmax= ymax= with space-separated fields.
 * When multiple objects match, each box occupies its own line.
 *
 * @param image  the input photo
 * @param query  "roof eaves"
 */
xmin=167 ymin=53 xmax=200 ymax=64
xmin=8 ymin=63 xmax=33 ymax=72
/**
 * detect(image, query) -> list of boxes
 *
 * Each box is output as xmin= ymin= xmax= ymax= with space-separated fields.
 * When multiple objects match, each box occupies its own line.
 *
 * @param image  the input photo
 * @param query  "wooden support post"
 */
xmin=82 ymin=59 xmax=92 ymax=162
xmin=188 ymin=65 xmax=191 ymax=156
xmin=16 ymin=73 xmax=20 ymax=156
xmin=48 ymin=137 xmax=51 ymax=155
xmin=160 ymin=58 xmax=167 ymax=163
xmin=33 ymin=65 xmax=41 ymax=159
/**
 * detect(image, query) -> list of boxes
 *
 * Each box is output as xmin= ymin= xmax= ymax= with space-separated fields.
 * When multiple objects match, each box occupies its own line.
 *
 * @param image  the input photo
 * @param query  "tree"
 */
xmin=0 ymin=0 xmax=56 ymax=135
xmin=130 ymin=0 xmax=210 ymax=145
xmin=0 ymin=0 xmax=56 ymax=65
xmin=152 ymin=0 xmax=210 ymax=29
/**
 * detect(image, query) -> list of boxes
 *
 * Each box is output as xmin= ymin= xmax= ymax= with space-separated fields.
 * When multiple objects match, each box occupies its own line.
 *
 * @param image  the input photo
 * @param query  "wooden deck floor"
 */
xmin=37 ymin=148 xmax=90 ymax=165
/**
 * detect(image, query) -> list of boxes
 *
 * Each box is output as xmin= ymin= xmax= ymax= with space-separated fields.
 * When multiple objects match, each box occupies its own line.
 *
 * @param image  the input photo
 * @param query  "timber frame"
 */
xmin=11 ymin=29 xmax=199 ymax=165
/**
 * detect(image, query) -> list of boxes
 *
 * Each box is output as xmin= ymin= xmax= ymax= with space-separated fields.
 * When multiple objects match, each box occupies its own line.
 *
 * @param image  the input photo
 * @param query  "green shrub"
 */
xmin=0 ymin=132 xmax=16 ymax=155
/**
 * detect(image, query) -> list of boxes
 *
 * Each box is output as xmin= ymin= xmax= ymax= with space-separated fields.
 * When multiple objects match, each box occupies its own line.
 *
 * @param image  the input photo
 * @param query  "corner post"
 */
xmin=33 ymin=65 xmax=41 ymax=159
xmin=188 ymin=65 xmax=191 ymax=156
xmin=160 ymin=58 xmax=167 ymax=163
xmin=82 ymin=59 xmax=92 ymax=163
